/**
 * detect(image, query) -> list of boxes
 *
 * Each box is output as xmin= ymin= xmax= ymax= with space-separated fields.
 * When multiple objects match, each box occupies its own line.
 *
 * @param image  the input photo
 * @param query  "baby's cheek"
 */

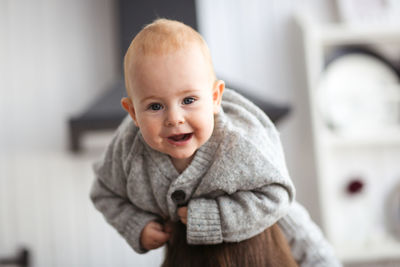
xmin=141 ymin=128 xmax=160 ymax=147
xmin=198 ymin=121 xmax=214 ymax=145
xmin=205 ymin=114 xmax=215 ymax=135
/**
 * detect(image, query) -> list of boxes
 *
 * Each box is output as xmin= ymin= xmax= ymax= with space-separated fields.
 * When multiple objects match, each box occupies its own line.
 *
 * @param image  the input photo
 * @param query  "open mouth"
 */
xmin=167 ymin=133 xmax=193 ymax=144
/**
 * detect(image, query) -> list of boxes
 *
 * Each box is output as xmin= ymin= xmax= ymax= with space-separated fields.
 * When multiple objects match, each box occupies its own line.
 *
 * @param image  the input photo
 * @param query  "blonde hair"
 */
xmin=124 ymin=18 xmax=216 ymax=97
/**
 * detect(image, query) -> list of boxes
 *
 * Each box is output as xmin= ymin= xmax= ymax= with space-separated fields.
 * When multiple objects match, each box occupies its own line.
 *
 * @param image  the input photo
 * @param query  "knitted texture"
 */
xmin=90 ymin=89 xmax=342 ymax=266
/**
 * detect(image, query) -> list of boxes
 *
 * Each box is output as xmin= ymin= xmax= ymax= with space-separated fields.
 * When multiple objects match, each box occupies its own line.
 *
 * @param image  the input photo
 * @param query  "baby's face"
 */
xmin=124 ymin=46 xmax=223 ymax=165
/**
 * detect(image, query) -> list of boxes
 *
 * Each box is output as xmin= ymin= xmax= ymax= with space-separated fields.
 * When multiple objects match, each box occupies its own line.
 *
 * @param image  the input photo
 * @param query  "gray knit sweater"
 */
xmin=90 ymin=89 xmax=342 ymax=267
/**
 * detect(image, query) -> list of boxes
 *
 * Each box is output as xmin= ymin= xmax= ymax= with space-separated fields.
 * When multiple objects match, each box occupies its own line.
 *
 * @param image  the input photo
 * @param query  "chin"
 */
xmin=169 ymin=150 xmax=195 ymax=160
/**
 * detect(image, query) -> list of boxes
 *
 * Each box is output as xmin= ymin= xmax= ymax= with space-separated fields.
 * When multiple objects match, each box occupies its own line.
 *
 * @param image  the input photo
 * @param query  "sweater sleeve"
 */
xmin=90 ymin=178 xmax=159 ymax=253
xmin=185 ymin=90 xmax=295 ymax=245
xmin=278 ymin=202 xmax=343 ymax=267
xmin=89 ymin=117 xmax=159 ymax=254
xmin=186 ymin=183 xmax=292 ymax=244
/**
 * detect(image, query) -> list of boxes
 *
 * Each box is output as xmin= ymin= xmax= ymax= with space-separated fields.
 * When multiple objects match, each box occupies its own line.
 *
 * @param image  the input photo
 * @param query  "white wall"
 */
xmin=0 ymin=0 xmax=119 ymax=152
xmin=196 ymin=0 xmax=338 ymax=224
xmin=196 ymin=0 xmax=337 ymax=102
xmin=0 ymin=150 xmax=164 ymax=267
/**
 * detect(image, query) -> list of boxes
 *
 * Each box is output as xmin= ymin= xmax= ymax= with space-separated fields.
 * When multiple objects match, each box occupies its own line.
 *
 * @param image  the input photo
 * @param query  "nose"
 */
xmin=164 ymin=107 xmax=185 ymax=127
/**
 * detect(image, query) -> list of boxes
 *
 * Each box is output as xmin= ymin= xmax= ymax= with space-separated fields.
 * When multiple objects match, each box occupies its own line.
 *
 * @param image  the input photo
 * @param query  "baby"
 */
xmin=91 ymin=19 xmax=342 ymax=266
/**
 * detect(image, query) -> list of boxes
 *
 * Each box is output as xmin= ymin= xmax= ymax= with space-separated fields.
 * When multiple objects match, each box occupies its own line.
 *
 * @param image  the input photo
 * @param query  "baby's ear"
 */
xmin=212 ymin=80 xmax=225 ymax=114
xmin=121 ymin=97 xmax=139 ymax=126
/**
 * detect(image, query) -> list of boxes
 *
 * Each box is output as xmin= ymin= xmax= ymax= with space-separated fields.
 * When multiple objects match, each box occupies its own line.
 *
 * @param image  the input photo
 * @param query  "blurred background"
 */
xmin=1 ymin=0 xmax=400 ymax=266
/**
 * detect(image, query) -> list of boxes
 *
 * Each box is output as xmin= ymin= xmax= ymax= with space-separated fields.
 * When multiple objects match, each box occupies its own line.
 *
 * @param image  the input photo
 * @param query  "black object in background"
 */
xmin=118 ymin=0 xmax=198 ymax=64
xmin=0 ymin=247 xmax=30 ymax=267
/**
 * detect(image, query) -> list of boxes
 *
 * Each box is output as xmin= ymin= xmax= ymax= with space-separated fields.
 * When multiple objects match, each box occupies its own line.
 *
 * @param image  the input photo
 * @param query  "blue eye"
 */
xmin=183 ymin=97 xmax=195 ymax=105
xmin=149 ymin=103 xmax=163 ymax=111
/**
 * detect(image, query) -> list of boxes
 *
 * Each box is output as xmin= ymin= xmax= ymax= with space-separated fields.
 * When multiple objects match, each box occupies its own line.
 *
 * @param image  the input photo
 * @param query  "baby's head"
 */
xmin=121 ymin=19 xmax=225 ymax=171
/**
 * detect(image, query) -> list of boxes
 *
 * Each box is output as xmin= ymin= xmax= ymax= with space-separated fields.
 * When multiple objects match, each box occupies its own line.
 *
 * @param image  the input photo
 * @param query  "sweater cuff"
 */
xmin=124 ymin=212 xmax=158 ymax=254
xmin=187 ymin=198 xmax=223 ymax=244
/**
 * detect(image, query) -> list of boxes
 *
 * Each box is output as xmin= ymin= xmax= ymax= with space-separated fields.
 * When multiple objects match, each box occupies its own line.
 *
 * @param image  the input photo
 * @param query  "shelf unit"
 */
xmin=296 ymin=15 xmax=400 ymax=264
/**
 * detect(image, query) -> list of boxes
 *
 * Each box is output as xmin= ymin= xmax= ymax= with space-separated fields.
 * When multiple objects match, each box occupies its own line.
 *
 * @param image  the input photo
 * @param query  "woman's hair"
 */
xmin=162 ymin=222 xmax=298 ymax=267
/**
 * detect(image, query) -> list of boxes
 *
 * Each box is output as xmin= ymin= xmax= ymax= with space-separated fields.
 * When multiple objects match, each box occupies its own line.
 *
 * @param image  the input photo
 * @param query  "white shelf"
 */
xmin=296 ymin=13 xmax=400 ymax=45
xmin=297 ymin=13 xmax=400 ymax=264
xmin=314 ymin=24 xmax=400 ymax=46
xmin=323 ymin=127 xmax=400 ymax=147
xmin=337 ymin=238 xmax=400 ymax=263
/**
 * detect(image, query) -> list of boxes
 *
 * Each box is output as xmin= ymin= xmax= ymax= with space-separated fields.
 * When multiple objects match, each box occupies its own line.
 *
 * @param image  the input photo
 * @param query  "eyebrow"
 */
xmin=179 ymin=88 xmax=203 ymax=95
xmin=139 ymin=88 xmax=203 ymax=103
xmin=140 ymin=95 xmax=158 ymax=103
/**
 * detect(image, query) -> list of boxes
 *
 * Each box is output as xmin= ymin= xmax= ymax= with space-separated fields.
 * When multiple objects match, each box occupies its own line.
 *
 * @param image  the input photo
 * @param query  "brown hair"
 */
xmin=124 ymin=18 xmax=216 ymax=97
xmin=162 ymin=222 xmax=298 ymax=267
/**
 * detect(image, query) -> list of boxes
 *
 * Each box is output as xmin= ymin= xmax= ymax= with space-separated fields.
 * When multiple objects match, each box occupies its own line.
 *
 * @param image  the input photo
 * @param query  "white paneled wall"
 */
xmin=196 ymin=0 xmax=337 ymax=103
xmin=0 ymin=0 xmax=119 ymax=152
xmin=0 ymin=148 xmax=164 ymax=267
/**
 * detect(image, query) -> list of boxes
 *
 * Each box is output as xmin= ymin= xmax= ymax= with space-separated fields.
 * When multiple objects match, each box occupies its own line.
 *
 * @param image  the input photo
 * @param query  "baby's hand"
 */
xmin=177 ymin=206 xmax=188 ymax=225
xmin=140 ymin=221 xmax=171 ymax=250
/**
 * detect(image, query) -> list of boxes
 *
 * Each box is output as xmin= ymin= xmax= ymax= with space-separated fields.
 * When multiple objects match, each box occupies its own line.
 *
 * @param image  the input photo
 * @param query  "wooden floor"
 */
xmin=0 ymin=133 xmax=163 ymax=267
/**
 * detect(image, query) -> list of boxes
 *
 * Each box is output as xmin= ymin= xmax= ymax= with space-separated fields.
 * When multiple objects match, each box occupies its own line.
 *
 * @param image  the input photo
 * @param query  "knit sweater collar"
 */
xmin=140 ymin=110 xmax=227 ymax=181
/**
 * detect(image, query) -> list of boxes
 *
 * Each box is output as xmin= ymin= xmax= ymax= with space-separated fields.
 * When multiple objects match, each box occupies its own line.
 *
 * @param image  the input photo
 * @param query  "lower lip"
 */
xmin=166 ymin=133 xmax=193 ymax=146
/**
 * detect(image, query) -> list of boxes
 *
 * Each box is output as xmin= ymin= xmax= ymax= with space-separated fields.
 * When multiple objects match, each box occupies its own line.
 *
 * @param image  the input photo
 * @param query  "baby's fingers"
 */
xmin=141 ymin=221 xmax=170 ymax=250
xmin=177 ymin=206 xmax=188 ymax=224
xmin=151 ymin=230 xmax=170 ymax=248
xmin=164 ymin=221 xmax=173 ymax=234
xmin=154 ymin=228 xmax=170 ymax=241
